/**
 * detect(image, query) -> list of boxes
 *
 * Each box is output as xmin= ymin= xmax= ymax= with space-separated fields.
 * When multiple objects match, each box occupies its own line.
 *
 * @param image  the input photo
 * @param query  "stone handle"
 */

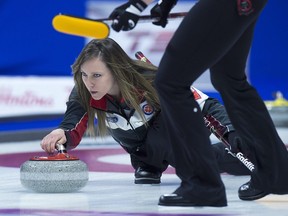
xmin=56 ymin=143 xmax=67 ymax=154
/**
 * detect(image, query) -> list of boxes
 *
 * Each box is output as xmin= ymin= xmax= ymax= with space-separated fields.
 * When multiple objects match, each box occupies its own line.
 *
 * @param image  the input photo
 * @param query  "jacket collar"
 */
xmin=90 ymin=94 xmax=126 ymax=111
xmin=90 ymin=96 xmax=107 ymax=110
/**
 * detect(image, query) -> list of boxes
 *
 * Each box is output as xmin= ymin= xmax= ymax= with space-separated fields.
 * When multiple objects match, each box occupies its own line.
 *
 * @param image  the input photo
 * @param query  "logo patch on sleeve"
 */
xmin=142 ymin=104 xmax=154 ymax=115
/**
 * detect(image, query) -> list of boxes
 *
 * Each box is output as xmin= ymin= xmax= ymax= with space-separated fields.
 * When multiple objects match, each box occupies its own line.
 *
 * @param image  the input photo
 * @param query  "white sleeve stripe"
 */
xmin=126 ymin=5 xmax=142 ymax=15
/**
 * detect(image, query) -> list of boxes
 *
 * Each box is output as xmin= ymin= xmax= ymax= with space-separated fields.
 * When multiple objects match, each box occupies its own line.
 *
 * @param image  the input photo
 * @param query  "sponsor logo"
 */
xmin=236 ymin=152 xmax=255 ymax=172
xmin=142 ymin=104 xmax=154 ymax=115
xmin=106 ymin=116 xmax=118 ymax=123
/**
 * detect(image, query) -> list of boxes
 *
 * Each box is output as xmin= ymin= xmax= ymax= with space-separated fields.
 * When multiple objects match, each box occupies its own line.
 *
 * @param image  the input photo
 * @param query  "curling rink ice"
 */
xmin=0 ymin=128 xmax=288 ymax=216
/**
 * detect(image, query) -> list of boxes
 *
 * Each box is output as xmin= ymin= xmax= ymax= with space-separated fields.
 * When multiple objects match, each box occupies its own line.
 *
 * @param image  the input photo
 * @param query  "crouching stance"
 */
xmin=41 ymin=38 xmax=250 ymax=185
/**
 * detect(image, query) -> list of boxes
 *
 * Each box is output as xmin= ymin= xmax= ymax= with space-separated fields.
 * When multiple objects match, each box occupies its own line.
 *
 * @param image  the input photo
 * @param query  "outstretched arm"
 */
xmin=40 ymin=86 xmax=88 ymax=153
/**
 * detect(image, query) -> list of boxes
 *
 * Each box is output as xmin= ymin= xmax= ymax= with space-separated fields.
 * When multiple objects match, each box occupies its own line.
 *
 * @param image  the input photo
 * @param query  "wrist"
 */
xmin=128 ymin=0 xmax=148 ymax=14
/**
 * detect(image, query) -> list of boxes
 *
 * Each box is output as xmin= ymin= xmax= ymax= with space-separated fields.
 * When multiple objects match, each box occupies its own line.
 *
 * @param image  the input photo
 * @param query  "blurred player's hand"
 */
xmin=227 ymin=132 xmax=250 ymax=156
xmin=109 ymin=0 xmax=147 ymax=32
xmin=150 ymin=0 xmax=178 ymax=28
xmin=40 ymin=129 xmax=67 ymax=154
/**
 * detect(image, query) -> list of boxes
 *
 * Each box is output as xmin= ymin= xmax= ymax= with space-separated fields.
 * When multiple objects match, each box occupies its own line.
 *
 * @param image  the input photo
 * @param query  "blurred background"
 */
xmin=0 ymin=0 xmax=287 ymax=142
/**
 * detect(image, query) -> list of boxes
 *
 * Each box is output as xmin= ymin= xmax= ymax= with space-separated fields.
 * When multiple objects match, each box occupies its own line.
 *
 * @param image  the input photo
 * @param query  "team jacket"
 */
xmin=60 ymin=86 xmax=234 ymax=150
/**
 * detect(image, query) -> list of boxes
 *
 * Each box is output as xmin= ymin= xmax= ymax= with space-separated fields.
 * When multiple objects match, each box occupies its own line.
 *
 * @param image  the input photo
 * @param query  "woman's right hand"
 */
xmin=40 ymin=128 xmax=67 ymax=154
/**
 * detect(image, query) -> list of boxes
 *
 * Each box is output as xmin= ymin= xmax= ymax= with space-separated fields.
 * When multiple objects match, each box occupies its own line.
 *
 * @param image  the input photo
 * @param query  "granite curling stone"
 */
xmin=20 ymin=144 xmax=89 ymax=193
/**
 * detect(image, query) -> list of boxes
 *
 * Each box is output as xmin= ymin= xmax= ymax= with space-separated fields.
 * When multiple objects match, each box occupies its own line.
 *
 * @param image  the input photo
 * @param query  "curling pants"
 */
xmin=155 ymin=0 xmax=288 ymax=202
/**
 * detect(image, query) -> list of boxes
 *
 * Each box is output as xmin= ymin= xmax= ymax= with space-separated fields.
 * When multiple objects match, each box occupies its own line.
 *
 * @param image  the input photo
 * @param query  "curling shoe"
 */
xmin=134 ymin=167 xmax=161 ymax=184
xmin=158 ymin=194 xmax=227 ymax=207
xmin=238 ymin=180 xmax=269 ymax=201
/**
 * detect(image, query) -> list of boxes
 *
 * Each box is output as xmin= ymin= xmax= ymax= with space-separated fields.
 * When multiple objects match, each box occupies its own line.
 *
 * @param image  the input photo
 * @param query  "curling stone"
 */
xmin=20 ymin=144 xmax=88 ymax=193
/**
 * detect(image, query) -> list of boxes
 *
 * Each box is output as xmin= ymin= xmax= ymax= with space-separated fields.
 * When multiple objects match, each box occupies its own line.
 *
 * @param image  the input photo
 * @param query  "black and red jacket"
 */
xmin=61 ymin=86 xmax=159 ymax=150
xmin=60 ymin=86 xmax=234 ymax=150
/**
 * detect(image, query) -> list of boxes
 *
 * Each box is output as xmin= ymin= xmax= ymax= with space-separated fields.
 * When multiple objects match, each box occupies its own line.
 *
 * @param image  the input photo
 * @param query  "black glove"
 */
xmin=109 ymin=0 xmax=148 ymax=32
xmin=226 ymin=132 xmax=250 ymax=156
xmin=150 ymin=0 xmax=178 ymax=28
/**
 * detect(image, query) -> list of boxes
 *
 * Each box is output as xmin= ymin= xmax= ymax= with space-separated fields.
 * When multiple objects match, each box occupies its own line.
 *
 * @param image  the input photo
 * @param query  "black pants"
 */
xmin=155 ymin=0 xmax=288 ymax=200
xmin=131 ymin=141 xmax=251 ymax=176
xmin=130 ymin=109 xmax=251 ymax=176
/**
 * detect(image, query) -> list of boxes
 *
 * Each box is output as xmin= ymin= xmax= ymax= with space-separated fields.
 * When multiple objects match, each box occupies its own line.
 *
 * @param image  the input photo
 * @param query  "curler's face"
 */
xmin=80 ymin=57 xmax=120 ymax=100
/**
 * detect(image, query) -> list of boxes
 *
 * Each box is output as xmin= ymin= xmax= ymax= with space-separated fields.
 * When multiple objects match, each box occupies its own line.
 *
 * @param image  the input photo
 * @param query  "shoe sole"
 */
xmin=158 ymin=201 xmax=227 ymax=207
xmin=134 ymin=178 xmax=160 ymax=184
xmin=239 ymin=191 xmax=269 ymax=201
